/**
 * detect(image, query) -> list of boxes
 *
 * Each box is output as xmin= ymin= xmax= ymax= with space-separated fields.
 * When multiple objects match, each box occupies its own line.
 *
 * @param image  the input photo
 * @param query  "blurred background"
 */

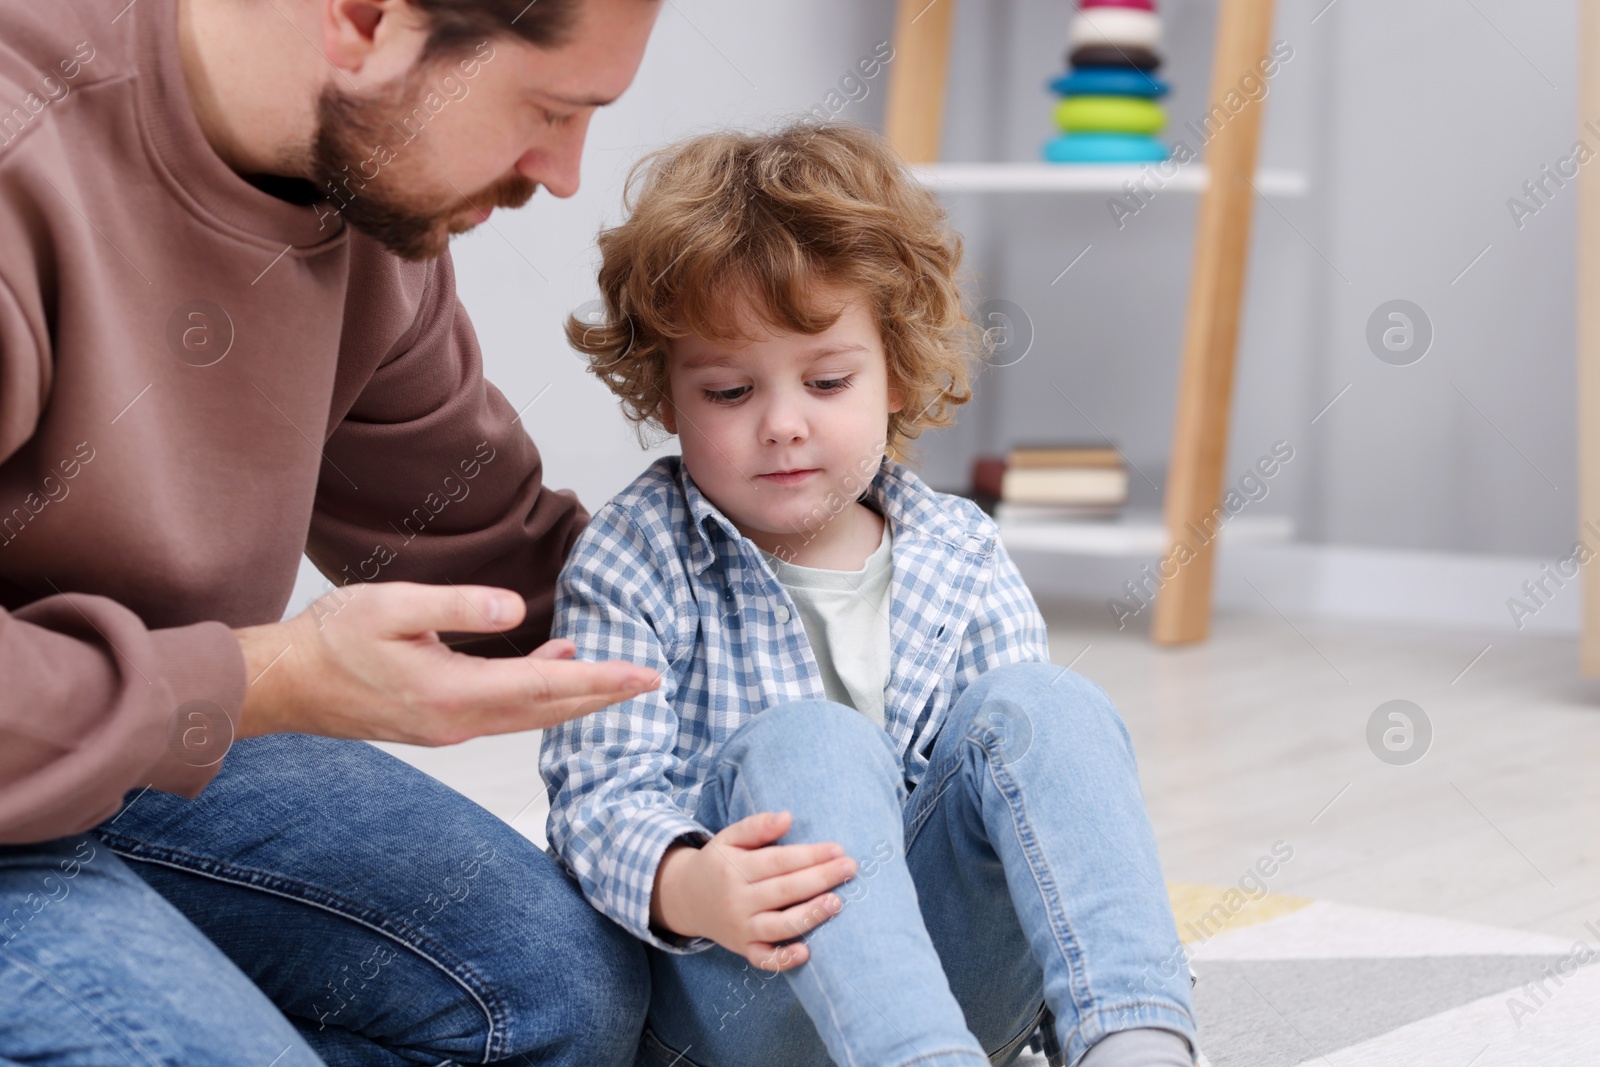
xmin=284 ymin=0 xmax=1583 ymax=635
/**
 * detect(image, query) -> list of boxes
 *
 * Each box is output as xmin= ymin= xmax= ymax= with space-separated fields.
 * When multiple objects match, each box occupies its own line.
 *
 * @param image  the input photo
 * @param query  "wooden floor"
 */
xmin=1044 ymin=600 xmax=1600 ymax=946
xmin=380 ymin=598 xmax=1600 ymax=945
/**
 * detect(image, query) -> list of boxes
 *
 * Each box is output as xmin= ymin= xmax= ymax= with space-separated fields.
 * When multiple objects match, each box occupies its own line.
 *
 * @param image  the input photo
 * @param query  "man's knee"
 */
xmin=486 ymin=855 xmax=649 ymax=1054
xmin=370 ymin=855 xmax=647 ymax=1065
xmin=540 ymin=923 xmax=650 ymax=1063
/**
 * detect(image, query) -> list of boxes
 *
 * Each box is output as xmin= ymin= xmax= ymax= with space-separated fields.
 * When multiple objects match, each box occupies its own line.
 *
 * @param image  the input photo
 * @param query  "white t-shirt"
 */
xmin=758 ymin=523 xmax=894 ymax=728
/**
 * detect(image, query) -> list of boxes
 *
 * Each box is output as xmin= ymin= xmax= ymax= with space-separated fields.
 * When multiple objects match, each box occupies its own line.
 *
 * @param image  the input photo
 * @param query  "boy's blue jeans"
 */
xmin=640 ymin=661 xmax=1197 ymax=1067
xmin=0 ymin=735 xmax=648 ymax=1066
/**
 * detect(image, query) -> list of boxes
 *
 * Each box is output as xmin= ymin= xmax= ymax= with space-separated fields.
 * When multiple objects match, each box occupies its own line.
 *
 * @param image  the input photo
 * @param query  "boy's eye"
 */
xmin=543 ymin=110 xmax=576 ymax=128
xmin=704 ymin=386 xmax=750 ymax=403
xmin=810 ymin=376 xmax=854 ymax=393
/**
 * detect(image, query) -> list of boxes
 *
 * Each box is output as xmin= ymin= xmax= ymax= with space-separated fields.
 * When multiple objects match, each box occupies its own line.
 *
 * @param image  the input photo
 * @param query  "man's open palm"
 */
xmin=235 ymin=581 xmax=661 ymax=745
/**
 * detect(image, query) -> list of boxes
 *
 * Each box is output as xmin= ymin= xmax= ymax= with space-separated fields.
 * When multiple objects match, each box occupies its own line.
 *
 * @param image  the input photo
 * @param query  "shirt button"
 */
xmin=775 ymin=605 xmax=791 ymax=624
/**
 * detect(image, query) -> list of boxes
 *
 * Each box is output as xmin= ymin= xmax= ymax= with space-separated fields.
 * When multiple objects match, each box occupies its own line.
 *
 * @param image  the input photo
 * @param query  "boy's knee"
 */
xmin=722 ymin=700 xmax=899 ymax=777
xmin=954 ymin=661 xmax=1131 ymax=757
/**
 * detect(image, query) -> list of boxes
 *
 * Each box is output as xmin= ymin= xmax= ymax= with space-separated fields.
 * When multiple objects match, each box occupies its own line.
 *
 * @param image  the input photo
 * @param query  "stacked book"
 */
xmin=971 ymin=443 xmax=1130 ymax=521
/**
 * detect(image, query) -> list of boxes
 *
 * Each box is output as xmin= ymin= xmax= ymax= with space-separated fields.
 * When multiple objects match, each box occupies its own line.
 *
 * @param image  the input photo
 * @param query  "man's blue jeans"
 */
xmin=640 ymin=661 xmax=1197 ymax=1067
xmin=0 ymin=734 xmax=648 ymax=1066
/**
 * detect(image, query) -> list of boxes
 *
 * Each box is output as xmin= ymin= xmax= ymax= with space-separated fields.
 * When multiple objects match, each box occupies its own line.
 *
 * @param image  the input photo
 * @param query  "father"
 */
xmin=0 ymin=0 xmax=664 ymax=1062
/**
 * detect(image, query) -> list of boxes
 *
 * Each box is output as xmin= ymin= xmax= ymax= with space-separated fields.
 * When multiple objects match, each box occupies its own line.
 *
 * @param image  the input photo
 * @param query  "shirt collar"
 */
xmin=672 ymin=454 xmax=992 ymax=576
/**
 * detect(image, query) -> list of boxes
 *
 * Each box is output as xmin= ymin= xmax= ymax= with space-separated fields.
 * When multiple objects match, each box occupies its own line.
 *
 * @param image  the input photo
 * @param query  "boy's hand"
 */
xmin=652 ymin=812 xmax=857 ymax=971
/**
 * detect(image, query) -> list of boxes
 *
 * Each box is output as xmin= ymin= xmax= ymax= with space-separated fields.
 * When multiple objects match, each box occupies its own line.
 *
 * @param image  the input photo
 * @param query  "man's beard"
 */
xmin=311 ymin=68 xmax=536 ymax=261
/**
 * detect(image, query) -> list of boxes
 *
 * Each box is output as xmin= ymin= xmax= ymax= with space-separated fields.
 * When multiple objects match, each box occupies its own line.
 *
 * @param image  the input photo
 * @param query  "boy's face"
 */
xmin=661 ymin=291 xmax=904 ymax=547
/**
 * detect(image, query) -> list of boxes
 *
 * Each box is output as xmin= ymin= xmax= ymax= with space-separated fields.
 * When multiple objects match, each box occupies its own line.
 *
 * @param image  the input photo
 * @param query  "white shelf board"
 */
xmin=998 ymin=510 xmax=1293 ymax=557
xmin=913 ymin=162 xmax=1309 ymax=197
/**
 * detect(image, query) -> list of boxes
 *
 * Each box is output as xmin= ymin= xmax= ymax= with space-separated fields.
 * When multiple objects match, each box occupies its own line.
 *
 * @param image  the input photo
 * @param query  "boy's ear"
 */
xmin=887 ymin=384 xmax=906 ymax=414
xmin=659 ymin=398 xmax=678 ymax=435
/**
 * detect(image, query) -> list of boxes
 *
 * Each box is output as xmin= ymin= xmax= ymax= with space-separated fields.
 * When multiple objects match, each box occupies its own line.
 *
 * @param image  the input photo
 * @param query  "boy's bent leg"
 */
xmin=901 ymin=801 xmax=1046 ymax=1067
xmin=906 ymin=662 xmax=1196 ymax=1066
xmin=0 ymin=835 xmax=325 ymax=1067
xmin=648 ymin=699 xmax=989 ymax=1067
xmin=94 ymin=734 xmax=648 ymax=1067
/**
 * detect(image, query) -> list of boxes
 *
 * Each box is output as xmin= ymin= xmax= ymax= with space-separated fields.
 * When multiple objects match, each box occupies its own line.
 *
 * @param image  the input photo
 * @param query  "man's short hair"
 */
xmin=566 ymin=121 xmax=979 ymax=456
xmin=412 ymin=0 xmax=581 ymax=60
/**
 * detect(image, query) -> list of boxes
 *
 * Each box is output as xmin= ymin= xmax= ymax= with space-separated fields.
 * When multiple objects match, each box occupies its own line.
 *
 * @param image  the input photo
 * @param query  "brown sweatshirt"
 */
xmin=0 ymin=0 xmax=590 ymax=843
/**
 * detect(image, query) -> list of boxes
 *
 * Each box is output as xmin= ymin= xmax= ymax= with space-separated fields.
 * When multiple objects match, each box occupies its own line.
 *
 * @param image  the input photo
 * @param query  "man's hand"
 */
xmin=651 ymin=811 xmax=857 ymax=971
xmin=233 ymin=582 xmax=661 ymax=744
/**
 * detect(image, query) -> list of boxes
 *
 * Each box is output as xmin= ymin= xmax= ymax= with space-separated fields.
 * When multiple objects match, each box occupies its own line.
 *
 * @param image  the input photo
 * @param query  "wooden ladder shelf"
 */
xmin=884 ymin=0 xmax=1280 ymax=645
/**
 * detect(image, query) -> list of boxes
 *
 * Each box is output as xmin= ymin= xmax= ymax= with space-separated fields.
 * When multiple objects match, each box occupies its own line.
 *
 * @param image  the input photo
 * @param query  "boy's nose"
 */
xmin=759 ymin=400 xmax=808 ymax=445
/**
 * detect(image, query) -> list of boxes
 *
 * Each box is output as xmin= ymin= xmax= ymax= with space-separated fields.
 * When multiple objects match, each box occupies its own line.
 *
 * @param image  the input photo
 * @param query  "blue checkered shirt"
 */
xmin=541 ymin=454 xmax=1050 ymax=950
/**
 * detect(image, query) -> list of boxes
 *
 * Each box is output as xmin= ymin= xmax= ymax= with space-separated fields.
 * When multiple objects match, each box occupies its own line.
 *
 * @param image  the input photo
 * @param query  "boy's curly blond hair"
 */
xmin=565 ymin=121 xmax=978 ymax=456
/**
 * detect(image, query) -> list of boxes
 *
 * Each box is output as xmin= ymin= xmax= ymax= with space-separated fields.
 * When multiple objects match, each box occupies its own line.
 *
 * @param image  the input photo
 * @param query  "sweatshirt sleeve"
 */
xmin=0 ymin=598 xmax=247 ymax=844
xmin=0 ymin=274 xmax=249 ymax=844
xmin=307 ymin=251 xmax=589 ymax=657
xmin=541 ymin=505 xmax=714 ymax=953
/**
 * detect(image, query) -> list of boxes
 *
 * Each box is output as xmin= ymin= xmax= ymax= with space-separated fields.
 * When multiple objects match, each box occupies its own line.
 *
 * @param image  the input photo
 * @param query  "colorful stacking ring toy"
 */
xmin=1069 ymin=7 xmax=1162 ymax=50
xmin=1043 ymin=0 xmax=1170 ymax=165
xmin=1043 ymin=132 xmax=1169 ymax=164
xmin=1054 ymin=95 xmax=1165 ymax=135
xmin=1048 ymin=67 xmax=1168 ymax=99
xmin=1066 ymin=44 xmax=1162 ymax=71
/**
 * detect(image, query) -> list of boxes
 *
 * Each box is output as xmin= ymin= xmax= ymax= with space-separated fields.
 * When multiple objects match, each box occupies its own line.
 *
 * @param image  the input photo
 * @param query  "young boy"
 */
xmin=542 ymin=122 xmax=1197 ymax=1067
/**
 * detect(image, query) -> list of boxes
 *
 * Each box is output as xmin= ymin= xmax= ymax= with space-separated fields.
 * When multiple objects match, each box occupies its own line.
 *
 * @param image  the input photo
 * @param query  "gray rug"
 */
xmin=1191 ymin=955 xmax=1569 ymax=1067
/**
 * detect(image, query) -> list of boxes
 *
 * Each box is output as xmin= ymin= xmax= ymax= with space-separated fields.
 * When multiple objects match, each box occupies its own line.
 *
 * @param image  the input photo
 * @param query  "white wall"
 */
xmin=1306 ymin=0 xmax=1577 ymax=557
